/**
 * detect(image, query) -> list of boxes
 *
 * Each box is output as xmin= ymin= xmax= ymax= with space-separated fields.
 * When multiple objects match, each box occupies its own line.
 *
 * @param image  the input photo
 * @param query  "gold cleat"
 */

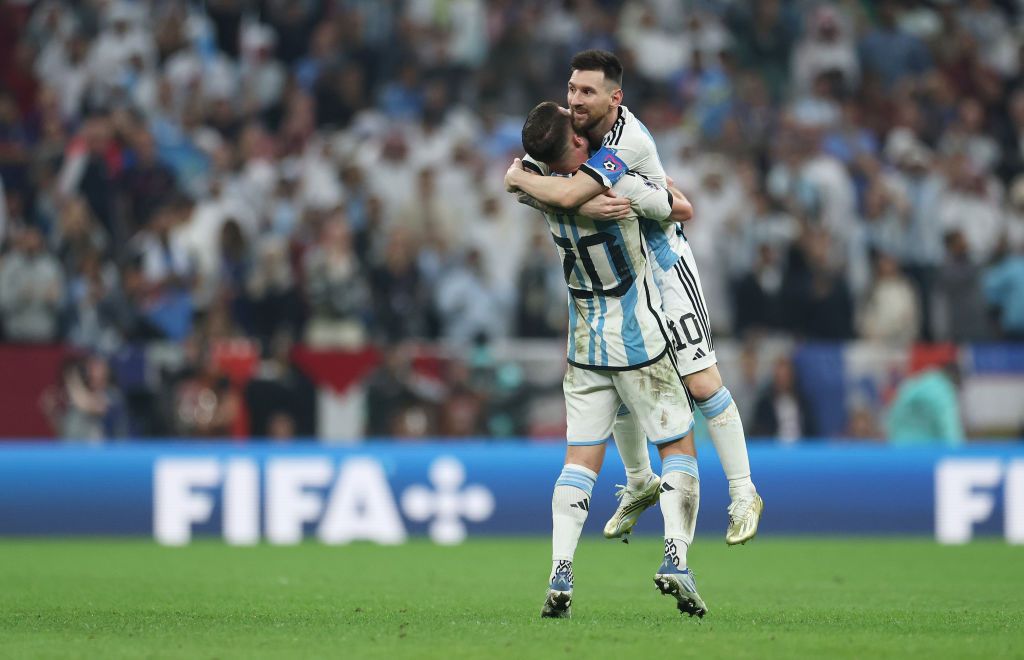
xmin=725 ymin=493 xmax=763 ymax=545
xmin=603 ymin=475 xmax=661 ymax=539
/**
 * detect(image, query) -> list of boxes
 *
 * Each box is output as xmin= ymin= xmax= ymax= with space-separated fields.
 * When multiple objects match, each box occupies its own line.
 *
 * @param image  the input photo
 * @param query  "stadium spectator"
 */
xmin=245 ymin=333 xmax=316 ymax=439
xmin=0 ymin=225 xmax=64 ymax=342
xmin=725 ymin=0 xmax=798 ymax=101
xmin=47 ymin=355 xmax=126 ymax=442
xmin=933 ymin=230 xmax=990 ymax=342
xmin=885 ymin=363 xmax=964 ymax=446
xmin=733 ymin=243 xmax=785 ymax=337
xmin=365 ymin=345 xmax=445 ymax=438
xmin=791 ymin=5 xmax=859 ymax=95
xmin=99 ymin=259 xmax=166 ymax=344
xmin=515 ymin=231 xmax=566 ymax=339
xmin=246 ymin=236 xmax=304 ymax=347
xmin=783 ymin=228 xmax=854 ymax=340
xmin=118 ymin=128 xmax=178 ymax=233
xmin=171 ymin=346 xmax=240 ymax=438
xmin=303 ymin=212 xmax=371 ymax=347
xmin=51 ymin=197 xmax=109 ymax=277
xmin=857 ymin=252 xmax=921 ymax=344
xmin=984 ymin=242 xmax=1024 ymax=339
xmin=752 ymin=354 xmax=817 ymax=443
xmin=857 ymin=0 xmax=932 ymax=89
xmin=435 ymin=249 xmax=508 ymax=345
xmin=370 ymin=227 xmax=431 ymax=343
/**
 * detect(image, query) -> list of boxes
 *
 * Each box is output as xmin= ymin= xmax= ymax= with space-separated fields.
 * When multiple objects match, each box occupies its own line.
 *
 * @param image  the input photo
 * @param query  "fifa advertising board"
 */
xmin=0 ymin=443 xmax=1022 ymax=545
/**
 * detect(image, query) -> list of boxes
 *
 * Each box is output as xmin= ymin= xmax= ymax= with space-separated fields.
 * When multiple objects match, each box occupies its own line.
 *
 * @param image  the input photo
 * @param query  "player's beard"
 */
xmin=571 ymin=106 xmax=609 ymax=134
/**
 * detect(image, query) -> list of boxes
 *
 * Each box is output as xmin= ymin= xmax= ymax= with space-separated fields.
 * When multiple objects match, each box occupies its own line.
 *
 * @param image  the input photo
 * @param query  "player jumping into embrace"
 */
xmin=505 ymin=50 xmax=763 ymax=546
xmin=511 ymin=101 xmax=707 ymax=620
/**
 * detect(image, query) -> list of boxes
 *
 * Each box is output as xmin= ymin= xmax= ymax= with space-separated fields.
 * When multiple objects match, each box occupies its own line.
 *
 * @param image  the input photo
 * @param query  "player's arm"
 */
xmin=666 ymin=176 xmax=694 ymax=223
xmin=511 ymin=155 xmax=632 ymax=218
xmin=515 ymin=191 xmax=557 ymax=214
xmin=623 ymin=173 xmax=692 ymax=224
xmin=630 ymin=172 xmax=696 ymax=224
xmin=505 ymin=144 xmax=632 ymax=208
xmin=509 ymin=156 xmax=559 ymax=213
xmin=505 ymin=158 xmax=604 ymax=208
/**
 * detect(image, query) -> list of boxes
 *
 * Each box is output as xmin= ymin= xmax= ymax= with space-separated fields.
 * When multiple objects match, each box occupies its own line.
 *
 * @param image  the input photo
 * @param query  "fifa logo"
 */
xmin=153 ymin=456 xmax=494 ymax=546
xmin=934 ymin=459 xmax=1024 ymax=544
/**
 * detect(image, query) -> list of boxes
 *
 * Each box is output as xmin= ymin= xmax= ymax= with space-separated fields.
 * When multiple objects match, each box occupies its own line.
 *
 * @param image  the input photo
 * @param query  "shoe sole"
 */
xmin=603 ymin=487 xmax=661 ymax=539
xmin=654 ymin=575 xmax=708 ymax=619
xmin=541 ymin=591 xmax=572 ymax=619
xmin=725 ymin=497 xmax=764 ymax=546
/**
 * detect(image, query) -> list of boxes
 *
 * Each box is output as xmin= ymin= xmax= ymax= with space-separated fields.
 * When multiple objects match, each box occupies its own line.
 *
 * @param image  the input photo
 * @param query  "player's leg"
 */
xmin=651 ymin=433 xmax=707 ymax=618
xmin=603 ymin=405 xmax=661 ymax=539
xmin=544 ymin=364 xmax=616 ymax=619
xmin=664 ymin=245 xmax=762 ymax=544
xmin=614 ymin=355 xmax=707 ymax=617
xmin=685 ymin=364 xmax=764 ymax=545
xmin=611 ymin=405 xmax=655 ymax=489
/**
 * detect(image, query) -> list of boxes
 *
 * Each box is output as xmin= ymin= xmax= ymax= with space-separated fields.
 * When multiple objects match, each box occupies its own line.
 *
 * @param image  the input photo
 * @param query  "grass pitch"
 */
xmin=0 ymin=537 xmax=1021 ymax=659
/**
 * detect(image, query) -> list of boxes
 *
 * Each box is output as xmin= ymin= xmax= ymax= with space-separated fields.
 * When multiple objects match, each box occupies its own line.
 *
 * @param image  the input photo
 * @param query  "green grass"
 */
xmin=0 ymin=538 xmax=1022 ymax=659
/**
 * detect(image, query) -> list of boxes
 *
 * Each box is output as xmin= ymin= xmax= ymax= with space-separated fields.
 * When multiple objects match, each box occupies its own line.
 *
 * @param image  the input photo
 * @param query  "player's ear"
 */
xmin=610 ymin=87 xmax=623 ymax=107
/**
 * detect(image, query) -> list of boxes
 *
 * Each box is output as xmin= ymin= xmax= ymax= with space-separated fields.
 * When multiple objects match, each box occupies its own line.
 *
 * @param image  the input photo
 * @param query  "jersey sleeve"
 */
xmin=615 ymin=173 xmax=674 ymax=222
xmin=579 ymin=146 xmax=629 ymax=189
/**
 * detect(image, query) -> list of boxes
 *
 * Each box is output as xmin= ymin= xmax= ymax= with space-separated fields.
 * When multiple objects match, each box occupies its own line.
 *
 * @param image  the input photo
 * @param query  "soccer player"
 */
xmin=512 ymin=101 xmax=707 ymax=620
xmin=505 ymin=50 xmax=763 ymax=546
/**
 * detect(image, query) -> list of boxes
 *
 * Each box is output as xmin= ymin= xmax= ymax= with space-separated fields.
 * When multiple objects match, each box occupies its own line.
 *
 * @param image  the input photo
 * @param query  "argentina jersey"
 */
xmin=577 ymin=105 xmax=689 ymax=285
xmin=526 ymin=156 xmax=677 ymax=370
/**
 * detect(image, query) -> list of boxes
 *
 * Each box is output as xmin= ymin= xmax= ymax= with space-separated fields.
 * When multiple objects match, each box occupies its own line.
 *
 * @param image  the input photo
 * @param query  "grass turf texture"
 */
xmin=0 ymin=538 xmax=1021 ymax=659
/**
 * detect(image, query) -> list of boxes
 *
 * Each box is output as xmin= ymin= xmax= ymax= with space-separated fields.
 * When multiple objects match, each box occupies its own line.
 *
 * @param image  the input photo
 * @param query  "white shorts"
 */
xmin=563 ymin=353 xmax=695 ymax=447
xmin=657 ymin=241 xmax=717 ymax=377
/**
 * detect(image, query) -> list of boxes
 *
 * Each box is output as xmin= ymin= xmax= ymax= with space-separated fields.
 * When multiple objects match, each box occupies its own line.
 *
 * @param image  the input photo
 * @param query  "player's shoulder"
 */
xmin=522 ymin=154 xmax=550 ymax=176
xmin=603 ymin=106 xmax=655 ymax=150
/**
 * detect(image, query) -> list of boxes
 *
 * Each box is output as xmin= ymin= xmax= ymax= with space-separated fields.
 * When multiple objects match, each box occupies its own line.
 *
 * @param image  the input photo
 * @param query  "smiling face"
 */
xmin=567 ymin=69 xmax=621 ymax=137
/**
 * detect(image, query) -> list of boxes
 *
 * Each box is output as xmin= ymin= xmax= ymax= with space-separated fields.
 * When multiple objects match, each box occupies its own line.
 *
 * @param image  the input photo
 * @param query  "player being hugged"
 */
xmin=506 ymin=50 xmax=763 ymax=547
xmin=508 ymin=101 xmax=707 ymax=620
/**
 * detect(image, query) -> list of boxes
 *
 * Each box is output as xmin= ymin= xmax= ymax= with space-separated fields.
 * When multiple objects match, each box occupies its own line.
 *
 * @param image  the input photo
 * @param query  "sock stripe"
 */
xmin=662 ymin=454 xmax=699 ymax=480
xmin=555 ymin=476 xmax=595 ymax=494
xmin=696 ymin=387 xmax=732 ymax=419
xmin=556 ymin=465 xmax=597 ymax=496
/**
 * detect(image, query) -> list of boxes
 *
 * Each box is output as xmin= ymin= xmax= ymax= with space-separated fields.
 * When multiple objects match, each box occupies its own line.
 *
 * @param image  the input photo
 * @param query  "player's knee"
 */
xmin=564 ymin=444 xmax=605 ymax=473
xmin=685 ymin=367 xmax=723 ymax=402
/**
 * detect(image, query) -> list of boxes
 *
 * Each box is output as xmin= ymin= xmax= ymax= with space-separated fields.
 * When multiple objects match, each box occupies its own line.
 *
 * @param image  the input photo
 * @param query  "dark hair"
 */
xmin=570 ymin=49 xmax=623 ymax=87
xmin=521 ymin=101 xmax=572 ymax=164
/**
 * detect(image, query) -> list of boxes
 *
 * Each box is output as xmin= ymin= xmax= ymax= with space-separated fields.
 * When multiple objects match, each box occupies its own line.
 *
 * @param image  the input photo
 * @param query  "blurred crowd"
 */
xmin=1 ymin=0 xmax=1022 ymax=440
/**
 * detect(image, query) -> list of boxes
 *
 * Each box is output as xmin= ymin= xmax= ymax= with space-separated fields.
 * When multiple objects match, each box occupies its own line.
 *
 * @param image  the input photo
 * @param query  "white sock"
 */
xmin=612 ymin=406 xmax=655 ymax=489
xmin=551 ymin=463 xmax=596 ymax=584
xmin=696 ymin=387 xmax=755 ymax=499
xmin=660 ymin=455 xmax=700 ymax=570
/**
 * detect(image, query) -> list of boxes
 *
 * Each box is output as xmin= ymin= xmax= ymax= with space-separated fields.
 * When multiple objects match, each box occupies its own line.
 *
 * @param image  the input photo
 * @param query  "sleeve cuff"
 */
xmin=523 ymin=160 xmax=543 ymax=175
xmin=579 ymin=163 xmax=611 ymax=189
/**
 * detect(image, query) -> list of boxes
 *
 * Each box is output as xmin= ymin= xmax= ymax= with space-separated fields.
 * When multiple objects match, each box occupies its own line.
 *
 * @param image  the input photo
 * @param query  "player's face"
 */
xmin=567 ymin=70 xmax=619 ymax=133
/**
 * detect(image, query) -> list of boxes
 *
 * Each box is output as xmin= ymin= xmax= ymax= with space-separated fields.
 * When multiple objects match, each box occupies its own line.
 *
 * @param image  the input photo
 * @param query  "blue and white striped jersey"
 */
xmin=524 ymin=155 xmax=677 ymax=370
xmin=577 ymin=105 xmax=687 ymax=288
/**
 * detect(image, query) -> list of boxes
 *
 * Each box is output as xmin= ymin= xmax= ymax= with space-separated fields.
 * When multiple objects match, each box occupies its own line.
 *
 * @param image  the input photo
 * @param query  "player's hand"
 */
xmin=557 ymin=106 xmax=570 ymax=116
xmin=504 ymin=158 xmax=525 ymax=192
xmin=580 ymin=189 xmax=631 ymax=220
xmin=666 ymin=175 xmax=675 ymax=188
